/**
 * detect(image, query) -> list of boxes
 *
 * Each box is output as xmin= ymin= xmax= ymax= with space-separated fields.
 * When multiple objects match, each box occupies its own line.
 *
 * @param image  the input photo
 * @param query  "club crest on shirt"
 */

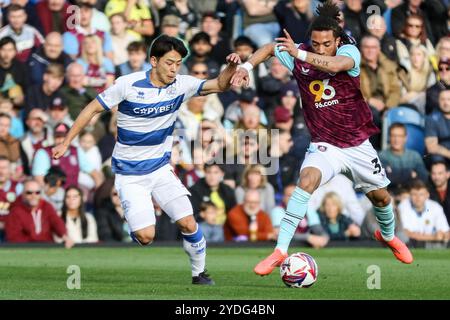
xmin=166 ymin=86 xmax=177 ymax=96
xmin=6 ymin=192 xmax=16 ymax=203
xmin=318 ymin=145 xmax=327 ymax=152
xmin=69 ymin=155 xmax=78 ymax=166
xmin=301 ymin=66 xmax=310 ymax=75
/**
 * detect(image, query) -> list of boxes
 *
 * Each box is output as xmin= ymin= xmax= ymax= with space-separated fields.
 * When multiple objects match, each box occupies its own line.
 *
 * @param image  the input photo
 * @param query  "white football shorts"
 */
xmin=301 ymin=139 xmax=390 ymax=194
xmin=114 ymin=164 xmax=192 ymax=232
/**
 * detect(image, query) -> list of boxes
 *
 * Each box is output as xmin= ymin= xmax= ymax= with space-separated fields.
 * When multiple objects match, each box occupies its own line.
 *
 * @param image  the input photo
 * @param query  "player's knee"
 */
xmin=134 ymin=230 xmax=155 ymax=245
xmin=369 ymin=190 xmax=391 ymax=207
xmin=177 ymin=215 xmax=197 ymax=234
xmin=298 ymin=172 xmax=321 ymax=194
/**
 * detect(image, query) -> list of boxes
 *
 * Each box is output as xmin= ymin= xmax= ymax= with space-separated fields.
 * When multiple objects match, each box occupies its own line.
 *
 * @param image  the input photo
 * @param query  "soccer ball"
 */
xmin=280 ymin=252 xmax=318 ymax=288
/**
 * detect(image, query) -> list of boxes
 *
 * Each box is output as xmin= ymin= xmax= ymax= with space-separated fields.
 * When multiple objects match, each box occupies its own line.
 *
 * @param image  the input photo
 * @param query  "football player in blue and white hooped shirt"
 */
xmin=52 ymin=35 xmax=243 ymax=285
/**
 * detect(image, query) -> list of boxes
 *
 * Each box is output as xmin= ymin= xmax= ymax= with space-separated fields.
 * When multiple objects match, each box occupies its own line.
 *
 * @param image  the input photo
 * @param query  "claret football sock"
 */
xmin=182 ymin=224 xmax=207 ymax=277
xmin=276 ymin=187 xmax=311 ymax=254
xmin=373 ymin=203 xmax=395 ymax=241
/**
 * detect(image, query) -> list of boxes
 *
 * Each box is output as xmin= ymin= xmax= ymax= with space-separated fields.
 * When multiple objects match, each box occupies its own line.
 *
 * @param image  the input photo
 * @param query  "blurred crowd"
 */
xmin=0 ymin=0 xmax=449 ymax=249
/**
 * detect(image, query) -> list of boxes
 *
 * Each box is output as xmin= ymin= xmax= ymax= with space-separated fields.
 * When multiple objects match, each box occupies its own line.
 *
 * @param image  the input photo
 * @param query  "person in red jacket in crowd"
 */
xmin=224 ymin=189 xmax=274 ymax=242
xmin=5 ymin=178 xmax=74 ymax=248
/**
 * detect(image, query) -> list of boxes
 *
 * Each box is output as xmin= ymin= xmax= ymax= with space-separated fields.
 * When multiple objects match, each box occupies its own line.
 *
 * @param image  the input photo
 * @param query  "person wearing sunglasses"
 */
xmin=426 ymin=58 xmax=450 ymax=114
xmin=5 ymin=178 xmax=74 ymax=248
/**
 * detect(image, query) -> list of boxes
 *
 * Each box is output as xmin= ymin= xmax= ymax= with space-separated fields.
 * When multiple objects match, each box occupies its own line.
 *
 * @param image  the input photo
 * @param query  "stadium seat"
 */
xmin=382 ymin=106 xmax=426 ymax=155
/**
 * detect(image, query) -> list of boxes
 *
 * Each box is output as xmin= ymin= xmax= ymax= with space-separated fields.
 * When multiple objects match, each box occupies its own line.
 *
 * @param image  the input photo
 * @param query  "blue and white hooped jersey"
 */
xmin=96 ymin=69 xmax=206 ymax=175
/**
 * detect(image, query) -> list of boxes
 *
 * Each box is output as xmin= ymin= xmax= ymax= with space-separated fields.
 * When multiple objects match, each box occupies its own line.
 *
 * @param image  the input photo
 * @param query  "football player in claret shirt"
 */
xmin=231 ymin=0 xmax=413 ymax=276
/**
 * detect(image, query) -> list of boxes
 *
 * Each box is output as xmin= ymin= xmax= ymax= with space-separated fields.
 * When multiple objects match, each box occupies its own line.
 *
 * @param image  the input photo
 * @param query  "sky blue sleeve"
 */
xmin=274 ymin=45 xmax=295 ymax=72
xmin=77 ymin=148 xmax=94 ymax=173
xmin=102 ymin=32 xmax=113 ymax=53
xmin=63 ymin=32 xmax=79 ymax=56
xmin=103 ymin=58 xmax=115 ymax=74
xmin=336 ymin=44 xmax=360 ymax=77
xmin=32 ymin=149 xmax=51 ymax=176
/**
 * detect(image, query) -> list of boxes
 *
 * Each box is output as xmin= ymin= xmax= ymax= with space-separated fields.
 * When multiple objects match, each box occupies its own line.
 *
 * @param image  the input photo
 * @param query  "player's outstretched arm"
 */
xmin=276 ymin=29 xmax=355 ymax=74
xmin=199 ymin=53 xmax=242 ymax=95
xmin=230 ymin=43 xmax=275 ymax=87
xmin=52 ymin=99 xmax=105 ymax=159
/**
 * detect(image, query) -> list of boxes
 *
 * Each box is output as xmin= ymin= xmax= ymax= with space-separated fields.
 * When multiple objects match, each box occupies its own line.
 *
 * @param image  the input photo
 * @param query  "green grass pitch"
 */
xmin=0 ymin=246 xmax=449 ymax=300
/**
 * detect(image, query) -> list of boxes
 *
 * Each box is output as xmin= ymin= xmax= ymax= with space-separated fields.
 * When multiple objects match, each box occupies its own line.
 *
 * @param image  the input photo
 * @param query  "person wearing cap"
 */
xmin=28 ymin=32 xmax=73 ymax=86
xmin=104 ymin=0 xmax=154 ymax=40
xmin=185 ymin=32 xmax=220 ymax=79
xmin=62 ymin=1 xmax=113 ymax=60
xmin=110 ymin=13 xmax=140 ymax=66
xmin=201 ymin=11 xmax=231 ymax=66
xmin=115 ymin=41 xmax=152 ymax=77
xmin=32 ymin=122 xmax=103 ymax=189
xmin=0 ymin=4 xmax=45 ymax=63
xmin=24 ymin=63 xmax=65 ymax=116
xmin=21 ymin=108 xmax=52 ymax=172
xmin=161 ymin=14 xmax=182 ymax=38
xmin=223 ymin=88 xmax=268 ymax=130
xmin=46 ymin=96 xmax=74 ymax=134
xmin=426 ymin=58 xmax=450 ymax=114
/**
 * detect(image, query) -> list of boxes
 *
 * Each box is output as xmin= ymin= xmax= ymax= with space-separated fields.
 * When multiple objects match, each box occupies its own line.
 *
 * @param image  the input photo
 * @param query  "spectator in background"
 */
xmin=235 ymin=164 xmax=275 ymax=214
xmin=0 ymin=96 xmax=23 ymax=139
xmin=224 ymin=189 xmax=274 ymax=242
xmin=198 ymin=201 xmax=224 ymax=243
xmin=270 ymin=184 xmax=329 ymax=248
xmin=274 ymin=0 xmax=313 ymax=45
xmin=435 ymin=36 xmax=450 ymax=62
xmin=0 ymin=113 xmax=23 ymax=178
xmin=360 ymin=35 xmax=401 ymax=112
xmin=2 ymin=0 xmax=42 ymax=34
xmin=379 ymin=123 xmax=429 ymax=191
xmin=189 ymin=162 xmax=236 ymax=225
xmin=84 ymin=0 xmax=112 ymax=33
xmin=78 ymin=130 xmax=102 ymax=190
xmin=232 ymin=36 xmax=268 ymax=92
xmin=241 ymin=0 xmax=280 ymax=48
xmin=185 ymin=32 xmax=219 ymax=79
xmin=200 ymin=11 xmax=231 ymax=66
xmin=366 ymin=14 xmax=398 ymax=62
xmin=391 ymin=0 xmax=434 ymax=45
xmin=76 ymin=34 xmax=115 ymax=93
xmin=396 ymin=14 xmax=435 ymax=72
xmin=398 ymin=179 xmax=450 ymax=247
xmin=223 ymin=88 xmax=267 ymax=130
xmin=428 ymin=161 xmax=450 ymax=224
xmin=5 ymin=178 xmax=74 ymax=247
xmin=42 ymin=166 xmax=66 ymax=212
xmin=109 ymin=13 xmax=140 ymax=66
xmin=28 ymin=32 xmax=73 ymax=86
xmin=155 ymin=0 xmax=198 ymax=40
xmin=342 ymin=0 xmax=368 ymax=44
xmin=32 ymin=122 xmax=103 ymax=188
xmin=24 ymin=63 xmax=64 ymax=115
xmin=0 ymin=4 xmax=44 ymax=63
xmin=0 ymin=37 xmax=29 ymax=108
xmin=258 ymin=57 xmax=292 ymax=111
xmin=426 ymin=58 xmax=450 ymax=115
xmin=35 ymin=0 xmax=71 ymax=35
xmin=60 ymin=186 xmax=98 ymax=243
xmin=21 ymin=108 xmax=52 ymax=171
xmin=95 ymin=186 xmax=128 ymax=242
xmin=115 ymin=41 xmax=151 ymax=77
xmin=425 ymin=89 xmax=450 ymax=167
xmin=160 ymin=14 xmax=183 ymax=39
xmin=0 ymin=156 xmax=22 ymax=242
xmin=46 ymin=97 xmax=74 ymax=137
xmin=318 ymin=192 xmax=361 ymax=241
xmin=398 ymin=44 xmax=436 ymax=113
xmin=268 ymin=130 xmax=300 ymax=204
xmin=60 ymin=62 xmax=97 ymax=120
xmin=104 ymin=0 xmax=154 ymax=40
xmin=63 ymin=1 xmax=113 ymax=60
xmin=183 ymin=147 xmax=205 ymax=188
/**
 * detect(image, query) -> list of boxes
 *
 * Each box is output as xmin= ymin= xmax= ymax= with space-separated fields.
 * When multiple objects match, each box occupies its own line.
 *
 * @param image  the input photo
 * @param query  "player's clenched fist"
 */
xmin=52 ymin=143 xmax=68 ymax=160
xmin=230 ymin=67 xmax=250 ymax=88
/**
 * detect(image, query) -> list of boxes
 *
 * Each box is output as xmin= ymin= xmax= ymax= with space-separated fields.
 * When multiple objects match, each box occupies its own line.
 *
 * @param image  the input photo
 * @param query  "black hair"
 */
xmin=61 ymin=186 xmax=88 ymax=240
xmin=233 ymin=36 xmax=257 ymax=51
xmin=431 ymin=160 xmax=449 ymax=171
xmin=388 ymin=122 xmax=407 ymax=135
xmin=204 ymin=162 xmax=224 ymax=172
xmin=149 ymin=34 xmax=188 ymax=59
xmin=0 ymin=112 xmax=11 ymax=121
xmin=44 ymin=166 xmax=67 ymax=187
xmin=189 ymin=32 xmax=211 ymax=47
xmin=0 ymin=36 xmax=16 ymax=50
xmin=7 ymin=4 xmax=25 ymax=16
xmin=408 ymin=179 xmax=428 ymax=191
xmin=308 ymin=0 xmax=355 ymax=45
xmin=0 ymin=155 xmax=10 ymax=162
xmin=200 ymin=201 xmax=217 ymax=212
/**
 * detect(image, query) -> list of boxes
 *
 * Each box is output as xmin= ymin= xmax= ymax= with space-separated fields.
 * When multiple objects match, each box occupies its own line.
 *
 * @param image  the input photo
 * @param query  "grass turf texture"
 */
xmin=0 ymin=247 xmax=449 ymax=300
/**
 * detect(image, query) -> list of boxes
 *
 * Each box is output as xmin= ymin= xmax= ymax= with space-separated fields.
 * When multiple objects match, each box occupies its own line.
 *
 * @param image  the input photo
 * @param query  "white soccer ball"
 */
xmin=280 ymin=252 xmax=318 ymax=288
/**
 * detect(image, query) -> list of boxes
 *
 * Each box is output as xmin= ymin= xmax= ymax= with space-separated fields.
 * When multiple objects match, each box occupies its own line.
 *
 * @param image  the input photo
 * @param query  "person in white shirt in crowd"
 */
xmin=110 ymin=13 xmax=140 ymax=66
xmin=59 ymin=186 xmax=98 ymax=244
xmin=398 ymin=179 xmax=450 ymax=248
xmin=78 ymin=130 xmax=103 ymax=188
